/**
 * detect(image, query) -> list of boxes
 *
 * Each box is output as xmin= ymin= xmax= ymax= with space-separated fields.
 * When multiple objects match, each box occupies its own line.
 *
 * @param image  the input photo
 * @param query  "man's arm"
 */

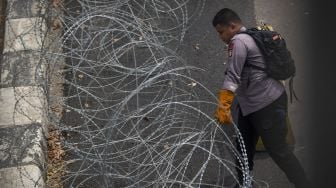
xmin=215 ymin=37 xmax=248 ymax=125
xmin=222 ymin=38 xmax=248 ymax=92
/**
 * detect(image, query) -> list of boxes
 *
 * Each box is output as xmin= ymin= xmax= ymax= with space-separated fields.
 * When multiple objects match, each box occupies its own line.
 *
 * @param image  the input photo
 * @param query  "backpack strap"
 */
xmin=289 ymin=76 xmax=299 ymax=103
xmin=244 ymin=63 xmax=266 ymax=72
xmin=239 ymin=28 xmax=268 ymax=73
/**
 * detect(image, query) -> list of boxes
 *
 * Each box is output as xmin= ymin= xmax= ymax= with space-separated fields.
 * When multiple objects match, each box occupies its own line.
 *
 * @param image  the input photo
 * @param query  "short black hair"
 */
xmin=212 ymin=8 xmax=241 ymax=27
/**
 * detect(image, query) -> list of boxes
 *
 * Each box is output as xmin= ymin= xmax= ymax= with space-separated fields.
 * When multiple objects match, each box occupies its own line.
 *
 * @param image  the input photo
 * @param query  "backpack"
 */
xmin=239 ymin=24 xmax=298 ymax=103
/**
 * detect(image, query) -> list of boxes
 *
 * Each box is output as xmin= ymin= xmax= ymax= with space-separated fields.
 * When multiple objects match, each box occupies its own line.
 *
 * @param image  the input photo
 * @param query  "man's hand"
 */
xmin=215 ymin=89 xmax=234 ymax=125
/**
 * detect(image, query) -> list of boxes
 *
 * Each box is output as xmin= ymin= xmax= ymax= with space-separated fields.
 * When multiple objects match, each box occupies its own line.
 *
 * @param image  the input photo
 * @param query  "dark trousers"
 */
xmin=235 ymin=91 xmax=309 ymax=187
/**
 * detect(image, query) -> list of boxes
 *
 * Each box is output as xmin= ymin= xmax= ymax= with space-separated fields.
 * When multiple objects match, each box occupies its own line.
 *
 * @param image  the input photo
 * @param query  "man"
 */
xmin=212 ymin=8 xmax=309 ymax=188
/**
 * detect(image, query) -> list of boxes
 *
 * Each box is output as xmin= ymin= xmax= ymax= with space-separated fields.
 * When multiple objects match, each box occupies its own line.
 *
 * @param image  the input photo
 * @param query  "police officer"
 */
xmin=212 ymin=8 xmax=310 ymax=188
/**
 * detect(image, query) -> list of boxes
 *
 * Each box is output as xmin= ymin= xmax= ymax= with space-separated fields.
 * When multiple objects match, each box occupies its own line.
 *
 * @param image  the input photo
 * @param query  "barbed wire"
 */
xmin=2 ymin=0 xmax=258 ymax=187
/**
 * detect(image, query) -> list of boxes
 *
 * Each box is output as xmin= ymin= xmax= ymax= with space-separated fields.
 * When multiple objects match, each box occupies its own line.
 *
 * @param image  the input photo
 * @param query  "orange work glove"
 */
xmin=215 ymin=89 xmax=234 ymax=125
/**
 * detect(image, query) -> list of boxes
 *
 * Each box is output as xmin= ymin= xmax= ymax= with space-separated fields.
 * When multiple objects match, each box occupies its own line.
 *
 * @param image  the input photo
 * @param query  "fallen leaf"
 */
xmin=52 ymin=19 xmax=62 ymax=30
xmin=53 ymin=0 xmax=63 ymax=8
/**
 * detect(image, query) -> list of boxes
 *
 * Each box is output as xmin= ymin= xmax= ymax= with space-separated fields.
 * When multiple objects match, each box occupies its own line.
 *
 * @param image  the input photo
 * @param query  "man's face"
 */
xmin=215 ymin=24 xmax=236 ymax=44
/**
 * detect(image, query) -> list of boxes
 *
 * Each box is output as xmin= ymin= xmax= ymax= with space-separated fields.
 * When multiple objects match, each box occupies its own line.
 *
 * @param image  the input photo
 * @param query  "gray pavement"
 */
xmin=60 ymin=0 xmax=312 ymax=187
xmin=0 ymin=0 xmax=48 ymax=187
xmin=253 ymin=0 xmax=312 ymax=187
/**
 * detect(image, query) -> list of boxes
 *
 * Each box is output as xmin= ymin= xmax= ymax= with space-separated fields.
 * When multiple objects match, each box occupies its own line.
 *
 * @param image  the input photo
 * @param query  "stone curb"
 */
xmin=0 ymin=0 xmax=50 ymax=187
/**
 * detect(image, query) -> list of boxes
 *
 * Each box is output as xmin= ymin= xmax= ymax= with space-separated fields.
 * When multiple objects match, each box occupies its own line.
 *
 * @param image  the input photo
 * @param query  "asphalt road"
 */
xmin=60 ymin=1 xmax=312 ymax=187
xmin=253 ymin=0 xmax=312 ymax=187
